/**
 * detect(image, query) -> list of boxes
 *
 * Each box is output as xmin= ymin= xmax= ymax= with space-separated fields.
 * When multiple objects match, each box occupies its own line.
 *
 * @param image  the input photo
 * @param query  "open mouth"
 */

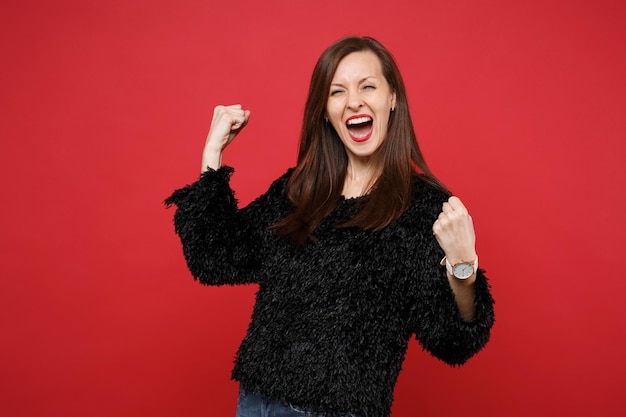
xmin=346 ymin=115 xmax=373 ymax=142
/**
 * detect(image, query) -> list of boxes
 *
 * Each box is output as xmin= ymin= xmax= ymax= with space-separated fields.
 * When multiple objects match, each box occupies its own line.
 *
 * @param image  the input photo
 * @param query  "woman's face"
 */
xmin=326 ymin=50 xmax=396 ymax=162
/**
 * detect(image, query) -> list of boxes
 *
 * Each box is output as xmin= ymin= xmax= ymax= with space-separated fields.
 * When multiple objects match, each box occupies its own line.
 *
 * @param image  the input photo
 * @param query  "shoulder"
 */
xmin=264 ymin=167 xmax=294 ymax=197
xmin=376 ymin=176 xmax=449 ymax=258
xmin=246 ymin=167 xmax=294 ymax=210
xmin=386 ymin=175 xmax=450 ymax=235
xmin=409 ymin=175 xmax=451 ymax=213
xmin=239 ymin=168 xmax=295 ymax=223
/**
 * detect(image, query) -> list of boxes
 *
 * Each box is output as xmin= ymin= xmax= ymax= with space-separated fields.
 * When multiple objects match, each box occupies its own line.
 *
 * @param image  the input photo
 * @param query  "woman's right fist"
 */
xmin=202 ymin=104 xmax=251 ymax=172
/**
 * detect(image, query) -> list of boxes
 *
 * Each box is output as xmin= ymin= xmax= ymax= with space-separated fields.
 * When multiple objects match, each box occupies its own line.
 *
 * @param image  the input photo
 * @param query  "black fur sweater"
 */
xmin=165 ymin=166 xmax=494 ymax=417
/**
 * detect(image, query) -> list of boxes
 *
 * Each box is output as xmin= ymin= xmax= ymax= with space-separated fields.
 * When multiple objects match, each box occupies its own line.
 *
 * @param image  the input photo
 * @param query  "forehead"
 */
xmin=331 ymin=50 xmax=384 ymax=82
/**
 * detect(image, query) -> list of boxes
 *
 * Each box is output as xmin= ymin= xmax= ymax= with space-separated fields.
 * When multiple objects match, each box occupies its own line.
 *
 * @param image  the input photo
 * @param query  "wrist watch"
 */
xmin=440 ymin=256 xmax=478 ymax=280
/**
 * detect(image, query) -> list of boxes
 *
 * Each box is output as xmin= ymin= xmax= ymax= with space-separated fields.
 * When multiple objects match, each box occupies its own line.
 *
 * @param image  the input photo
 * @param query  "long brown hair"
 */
xmin=271 ymin=36 xmax=446 ymax=246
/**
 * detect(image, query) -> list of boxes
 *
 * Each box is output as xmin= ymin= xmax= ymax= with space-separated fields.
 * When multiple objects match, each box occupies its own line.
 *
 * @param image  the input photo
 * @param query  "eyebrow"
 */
xmin=330 ymin=76 xmax=377 ymax=87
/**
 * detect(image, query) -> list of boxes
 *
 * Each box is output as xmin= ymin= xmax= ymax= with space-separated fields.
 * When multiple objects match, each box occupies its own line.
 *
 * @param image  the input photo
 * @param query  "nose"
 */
xmin=346 ymin=89 xmax=363 ymax=111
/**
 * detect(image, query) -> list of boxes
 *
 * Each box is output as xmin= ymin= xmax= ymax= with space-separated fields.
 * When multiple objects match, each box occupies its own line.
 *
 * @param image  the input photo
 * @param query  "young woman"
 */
xmin=166 ymin=36 xmax=495 ymax=417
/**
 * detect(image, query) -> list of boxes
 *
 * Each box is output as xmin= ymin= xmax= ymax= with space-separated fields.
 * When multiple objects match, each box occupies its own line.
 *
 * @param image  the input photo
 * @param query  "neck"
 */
xmin=342 ymin=158 xmax=380 ymax=198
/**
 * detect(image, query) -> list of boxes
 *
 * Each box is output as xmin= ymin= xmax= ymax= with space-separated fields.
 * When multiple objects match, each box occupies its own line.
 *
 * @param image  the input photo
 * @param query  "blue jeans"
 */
xmin=235 ymin=387 xmax=360 ymax=417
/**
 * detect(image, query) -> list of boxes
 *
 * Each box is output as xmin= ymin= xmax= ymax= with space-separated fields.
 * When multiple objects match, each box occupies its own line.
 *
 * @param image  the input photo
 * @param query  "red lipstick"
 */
xmin=345 ymin=114 xmax=374 ymax=143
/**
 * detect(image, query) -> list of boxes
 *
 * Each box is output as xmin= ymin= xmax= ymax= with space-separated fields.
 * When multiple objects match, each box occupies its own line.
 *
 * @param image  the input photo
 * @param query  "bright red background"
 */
xmin=1 ymin=0 xmax=625 ymax=416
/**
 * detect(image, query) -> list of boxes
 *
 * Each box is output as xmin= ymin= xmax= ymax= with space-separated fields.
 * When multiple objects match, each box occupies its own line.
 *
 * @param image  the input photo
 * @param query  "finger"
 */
xmin=231 ymin=117 xmax=245 ymax=130
xmin=230 ymin=111 xmax=251 ymax=131
xmin=447 ymin=196 xmax=467 ymax=212
xmin=241 ymin=110 xmax=251 ymax=127
xmin=226 ymin=108 xmax=248 ymax=122
xmin=223 ymin=107 xmax=245 ymax=117
xmin=442 ymin=202 xmax=453 ymax=214
xmin=432 ymin=220 xmax=440 ymax=235
xmin=215 ymin=105 xmax=244 ymax=121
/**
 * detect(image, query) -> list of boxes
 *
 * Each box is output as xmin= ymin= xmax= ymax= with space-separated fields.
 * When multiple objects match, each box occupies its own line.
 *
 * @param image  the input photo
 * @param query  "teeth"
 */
xmin=347 ymin=116 xmax=372 ymax=125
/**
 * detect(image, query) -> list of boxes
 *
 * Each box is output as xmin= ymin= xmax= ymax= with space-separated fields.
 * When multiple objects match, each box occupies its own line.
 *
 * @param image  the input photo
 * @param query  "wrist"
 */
xmin=201 ymin=150 xmax=223 ymax=172
xmin=444 ymin=250 xmax=477 ymax=266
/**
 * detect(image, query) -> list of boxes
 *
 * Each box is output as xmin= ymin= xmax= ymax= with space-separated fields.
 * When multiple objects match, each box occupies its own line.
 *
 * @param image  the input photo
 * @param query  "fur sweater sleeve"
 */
xmin=404 ymin=179 xmax=495 ymax=366
xmin=412 ymin=253 xmax=494 ymax=365
xmin=164 ymin=166 xmax=290 ymax=285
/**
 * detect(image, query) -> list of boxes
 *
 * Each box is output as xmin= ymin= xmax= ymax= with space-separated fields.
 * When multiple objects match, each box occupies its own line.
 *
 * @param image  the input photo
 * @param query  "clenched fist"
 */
xmin=432 ymin=196 xmax=477 ymax=270
xmin=201 ymin=104 xmax=251 ymax=172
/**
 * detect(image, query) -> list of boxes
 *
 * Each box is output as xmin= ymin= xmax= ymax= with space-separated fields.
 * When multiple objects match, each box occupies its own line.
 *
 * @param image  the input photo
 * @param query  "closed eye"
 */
xmin=330 ymin=89 xmax=344 ymax=96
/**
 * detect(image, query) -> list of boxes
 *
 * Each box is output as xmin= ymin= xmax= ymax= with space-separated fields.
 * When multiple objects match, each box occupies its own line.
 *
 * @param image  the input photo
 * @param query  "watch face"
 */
xmin=453 ymin=263 xmax=474 ymax=279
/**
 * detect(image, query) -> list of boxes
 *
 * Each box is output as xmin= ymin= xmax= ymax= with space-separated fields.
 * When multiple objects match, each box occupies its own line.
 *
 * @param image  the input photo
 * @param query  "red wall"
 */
xmin=1 ymin=0 xmax=625 ymax=416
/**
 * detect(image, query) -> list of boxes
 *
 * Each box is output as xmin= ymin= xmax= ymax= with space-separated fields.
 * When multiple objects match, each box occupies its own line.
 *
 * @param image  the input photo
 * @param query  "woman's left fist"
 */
xmin=432 ymin=196 xmax=477 ymax=265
